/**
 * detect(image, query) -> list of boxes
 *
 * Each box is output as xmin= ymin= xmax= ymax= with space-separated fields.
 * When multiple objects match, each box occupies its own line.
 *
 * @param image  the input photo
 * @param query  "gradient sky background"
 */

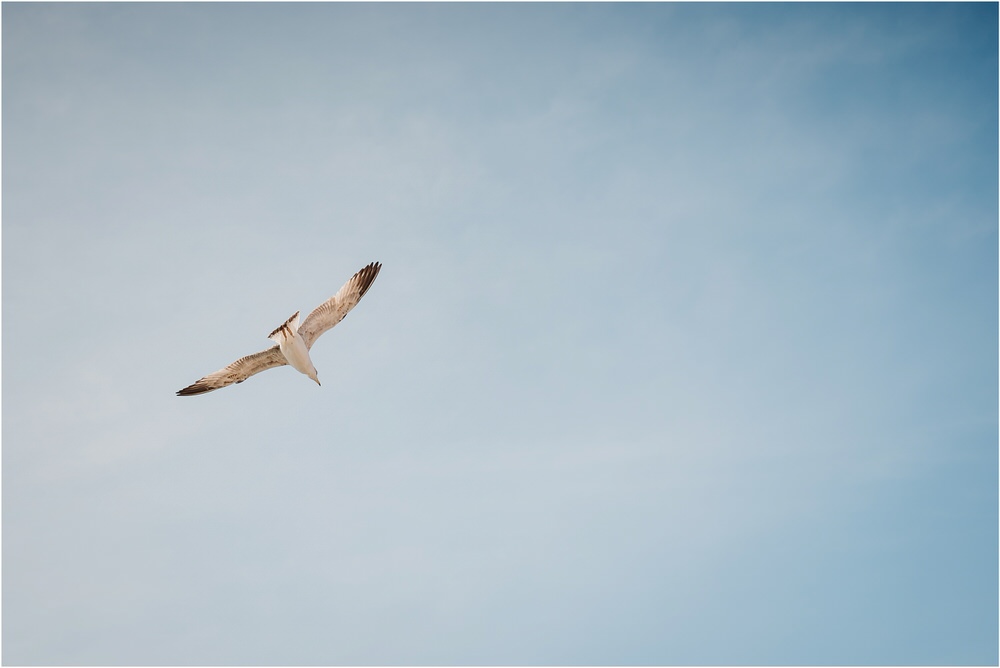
xmin=3 ymin=3 xmax=997 ymax=665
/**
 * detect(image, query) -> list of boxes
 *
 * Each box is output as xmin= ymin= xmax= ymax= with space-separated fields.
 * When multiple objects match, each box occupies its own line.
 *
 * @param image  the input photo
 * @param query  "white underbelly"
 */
xmin=280 ymin=333 xmax=315 ymax=376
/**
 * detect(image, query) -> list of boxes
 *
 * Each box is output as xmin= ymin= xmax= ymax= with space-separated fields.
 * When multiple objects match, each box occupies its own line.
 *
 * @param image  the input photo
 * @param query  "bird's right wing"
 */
xmin=299 ymin=261 xmax=381 ymax=349
xmin=177 ymin=346 xmax=287 ymax=396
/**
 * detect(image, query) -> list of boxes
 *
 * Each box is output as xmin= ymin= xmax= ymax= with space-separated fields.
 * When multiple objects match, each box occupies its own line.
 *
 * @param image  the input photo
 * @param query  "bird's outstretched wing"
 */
xmin=299 ymin=261 xmax=381 ymax=350
xmin=177 ymin=346 xmax=287 ymax=396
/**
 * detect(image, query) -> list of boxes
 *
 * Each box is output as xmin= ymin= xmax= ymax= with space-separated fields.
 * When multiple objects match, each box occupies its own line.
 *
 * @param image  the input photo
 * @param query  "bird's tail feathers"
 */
xmin=268 ymin=311 xmax=301 ymax=343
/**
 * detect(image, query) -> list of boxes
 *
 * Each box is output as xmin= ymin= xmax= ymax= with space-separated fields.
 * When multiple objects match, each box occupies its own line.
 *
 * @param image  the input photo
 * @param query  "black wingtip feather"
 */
xmin=177 ymin=380 xmax=219 ymax=396
xmin=356 ymin=261 xmax=381 ymax=299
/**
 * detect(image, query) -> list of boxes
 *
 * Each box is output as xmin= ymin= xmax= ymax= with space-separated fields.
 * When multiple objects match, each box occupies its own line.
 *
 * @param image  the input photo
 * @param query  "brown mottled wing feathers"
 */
xmin=176 ymin=346 xmax=287 ymax=396
xmin=299 ymin=261 xmax=381 ymax=350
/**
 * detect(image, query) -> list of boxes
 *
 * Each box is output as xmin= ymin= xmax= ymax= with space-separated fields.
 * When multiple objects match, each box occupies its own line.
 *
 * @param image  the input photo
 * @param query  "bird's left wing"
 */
xmin=299 ymin=261 xmax=381 ymax=350
xmin=177 ymin=346 xmax=287 ymax=396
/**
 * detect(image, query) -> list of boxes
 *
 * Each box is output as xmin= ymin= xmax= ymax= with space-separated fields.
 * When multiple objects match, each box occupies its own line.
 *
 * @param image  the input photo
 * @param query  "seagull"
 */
xmin=177 ymin=261 xmax=381 ymax=396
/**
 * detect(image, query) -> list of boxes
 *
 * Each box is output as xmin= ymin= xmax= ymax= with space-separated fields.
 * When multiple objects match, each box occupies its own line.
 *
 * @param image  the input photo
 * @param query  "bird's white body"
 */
xmin=282 ymin=335 xmax=319 ymax=384
xmin=268 ymin=312 xmax=320 ymax=385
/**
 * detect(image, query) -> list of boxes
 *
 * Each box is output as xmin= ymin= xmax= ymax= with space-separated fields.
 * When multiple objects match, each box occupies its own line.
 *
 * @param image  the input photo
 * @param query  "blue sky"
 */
xmin=2 ymin=3 xmax=997 ymax=665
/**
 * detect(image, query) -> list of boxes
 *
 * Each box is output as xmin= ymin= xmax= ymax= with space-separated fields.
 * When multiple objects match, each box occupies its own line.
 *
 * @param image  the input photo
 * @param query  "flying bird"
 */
xmin=177 ymin=261 xmax=381 ymax=396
